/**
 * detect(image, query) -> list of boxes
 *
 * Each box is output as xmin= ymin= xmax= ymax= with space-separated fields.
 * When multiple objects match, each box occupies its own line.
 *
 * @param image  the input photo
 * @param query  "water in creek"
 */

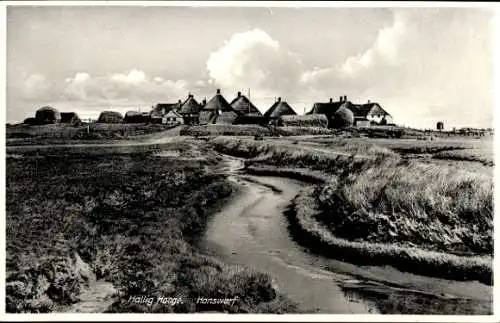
xmin=203 ymin=156 xmax=492 ymax=314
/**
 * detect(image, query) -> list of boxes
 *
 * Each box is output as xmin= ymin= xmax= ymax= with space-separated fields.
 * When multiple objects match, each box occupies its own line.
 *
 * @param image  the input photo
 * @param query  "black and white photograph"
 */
xmin=2 ymin=1 xmax=497 ymax=319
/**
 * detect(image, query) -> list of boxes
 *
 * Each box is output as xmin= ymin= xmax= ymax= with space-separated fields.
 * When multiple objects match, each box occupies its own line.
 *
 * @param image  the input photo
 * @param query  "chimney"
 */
xmin=367 ymin=99 xmax=371 ymax=103
xmin=178 ymin=99 xmax=182 ymax=104
xmin=329 ymin=98 xmax=333 ymax=103
xmin=344 ymin=95 xmax=347 ymax=102
xmin=339 ymin=96 xmax=343 ymax=102
xmin=277 ymin=97 xmax=281 ymax=102
xmin=237 ymin=91 xmax=241 ymax=97
xmin=216 ymin=89 xmax=221 ymax=94
xmin=188 ymin=93 xmax=193 ymax=98
xmin=202 ymin=98 xmax=207 ymax=105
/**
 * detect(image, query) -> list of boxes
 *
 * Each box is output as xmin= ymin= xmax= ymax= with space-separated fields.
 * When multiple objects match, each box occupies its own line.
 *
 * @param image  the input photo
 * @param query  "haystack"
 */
xmin=281 ymin=114 xmax=329 ymax=128
xmin=35 ymin=106 xmax=61 ymax=124
xmin=60 ymin=112 xmax=81 ymax=125
xmin=97 ymin=111 xmax=123 ymax=123
xmin=124 ymin=111 xmax=150 ymax=123
xmin=331 ymin=105 xmax=354 ymax=128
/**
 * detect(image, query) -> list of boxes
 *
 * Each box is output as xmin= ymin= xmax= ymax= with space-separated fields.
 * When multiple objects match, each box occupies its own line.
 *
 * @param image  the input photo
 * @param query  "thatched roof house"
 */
xmin=35 ymin=106 xmax=61 ymax=124
xmin=97 ymin=111 xmax=123 ymax=123
xmin=229 ymin=91 xmax=261 ymax=116
xmin=308 ymin=96 xmax=392 ymax=127
xmin=60 ymin=112 xmax=81 ymax=125
xmin=178 ymin=94 xmax=201 ymax=115
xmin=307 ymin=97 xmax=346 ymax=118
xmin=200 ymin=89 xmax=238 ymax=125
xmin=349 ymin=101 xmax=392 ymax=124
xmin=151 ymin=100 xmax=182 ymax=118
xmin=264 ymin=98 xmax=296 ymax=118
xmin=178 ymin=94 xmax=202 ymax=125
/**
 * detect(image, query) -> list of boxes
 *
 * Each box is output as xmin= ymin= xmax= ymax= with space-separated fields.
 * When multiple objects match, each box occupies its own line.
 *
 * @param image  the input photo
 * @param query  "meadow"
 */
xmin=5 ymin=142 xmax=298 ymax=313
xmin=6 ymin=123 xmax=179 ymax=144
xmin=212 ymin=136 xmax=493 ymax=284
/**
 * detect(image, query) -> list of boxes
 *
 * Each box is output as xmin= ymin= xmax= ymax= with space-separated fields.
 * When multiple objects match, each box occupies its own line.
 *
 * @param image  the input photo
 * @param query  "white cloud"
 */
xmin=111 ymin=69 xmax=147 ymax=84
xmin=206 ymin=28 xmax=304 ymax=100
xmin=22 ymin=74 xmax=52 ymax=101
xmin=59 ymin=69 xmax=189 ymax=104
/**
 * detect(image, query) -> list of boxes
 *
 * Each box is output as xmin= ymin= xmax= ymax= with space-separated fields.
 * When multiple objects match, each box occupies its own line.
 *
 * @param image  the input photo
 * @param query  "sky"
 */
xmin=6 ymin=5 xmax=496 ymax=129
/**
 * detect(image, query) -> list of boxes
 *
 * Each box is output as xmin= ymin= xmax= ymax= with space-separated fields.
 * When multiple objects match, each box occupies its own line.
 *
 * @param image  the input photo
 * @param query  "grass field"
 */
xmin=6 ymin=143 xmax=298 ymax=313
xmin=6 ymin=123 xmax=179 ymax=142
xmin=212 ymin=136 xmax=493 ymax=283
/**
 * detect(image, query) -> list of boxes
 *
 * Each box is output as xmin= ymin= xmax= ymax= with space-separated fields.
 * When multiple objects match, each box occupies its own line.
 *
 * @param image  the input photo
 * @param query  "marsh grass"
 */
xmin=213 ymin=137 xmax=493 ymax=283
xmin=288 ymin=188 xmax=492 ymax=285
xmin=6 ymin=146 xmax=298 ymax=313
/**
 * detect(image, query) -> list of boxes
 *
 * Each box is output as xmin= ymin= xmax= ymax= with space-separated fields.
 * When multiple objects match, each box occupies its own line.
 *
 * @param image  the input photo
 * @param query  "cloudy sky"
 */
xmin=6 ymin=5 xmax=495 ymax=129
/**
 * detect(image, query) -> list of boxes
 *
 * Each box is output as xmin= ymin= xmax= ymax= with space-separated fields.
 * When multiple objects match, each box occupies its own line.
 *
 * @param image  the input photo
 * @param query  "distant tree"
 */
xmin=437 ymin=121 xmax=444 ymax=132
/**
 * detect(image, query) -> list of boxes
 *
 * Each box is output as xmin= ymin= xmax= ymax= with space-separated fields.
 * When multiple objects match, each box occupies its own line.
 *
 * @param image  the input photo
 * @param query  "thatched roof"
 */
xmin=166 ymin=110 xmax=183 ymax=118
xmin=60 ymin=112 xmax=80 ymax=124
xmin=308 ymin=97 xmax=391 ymax=120
xmin=203 ymin=89 xmax=234 ymax=113
xmin=350 ymin=102 xmax=391 ymax=118
xmin=151 ymin=101 xmax=182 ymax=117
xmin=178 ymin=94 xmax=202 ymax=115
xmin=229 ymin=92 xmax=261 ymax=116
xmin=97 ymin=111 xmax=123 ymax=123
xmin=307 ymin=99 xmax=346 ymax=118
xmin=264 ymin=98 xmax=296 ymax=118
xmin=125 ymin=111 xmax=141 ymax=117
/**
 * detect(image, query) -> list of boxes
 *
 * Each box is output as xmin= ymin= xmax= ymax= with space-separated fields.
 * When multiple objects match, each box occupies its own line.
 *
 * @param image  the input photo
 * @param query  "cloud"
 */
xmin=300 ymin=9 xmax=410 ymax=95
xmin=22 ymin=74 xmax=53 ymax=101
xmin=206 ymin=28 xmax=304 ymax=99
xmin=59 ymin=69 xmax=190 ymax=104
xmin=111 ymin=69 xmax=147 ymax=84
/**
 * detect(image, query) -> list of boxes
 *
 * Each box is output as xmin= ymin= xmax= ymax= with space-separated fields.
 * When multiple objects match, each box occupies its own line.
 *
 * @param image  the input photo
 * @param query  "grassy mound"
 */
xmin=180 ymin=125 xmax=273 ymax=137
xmin=288 ymin=187 xmax=492 ymax=285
